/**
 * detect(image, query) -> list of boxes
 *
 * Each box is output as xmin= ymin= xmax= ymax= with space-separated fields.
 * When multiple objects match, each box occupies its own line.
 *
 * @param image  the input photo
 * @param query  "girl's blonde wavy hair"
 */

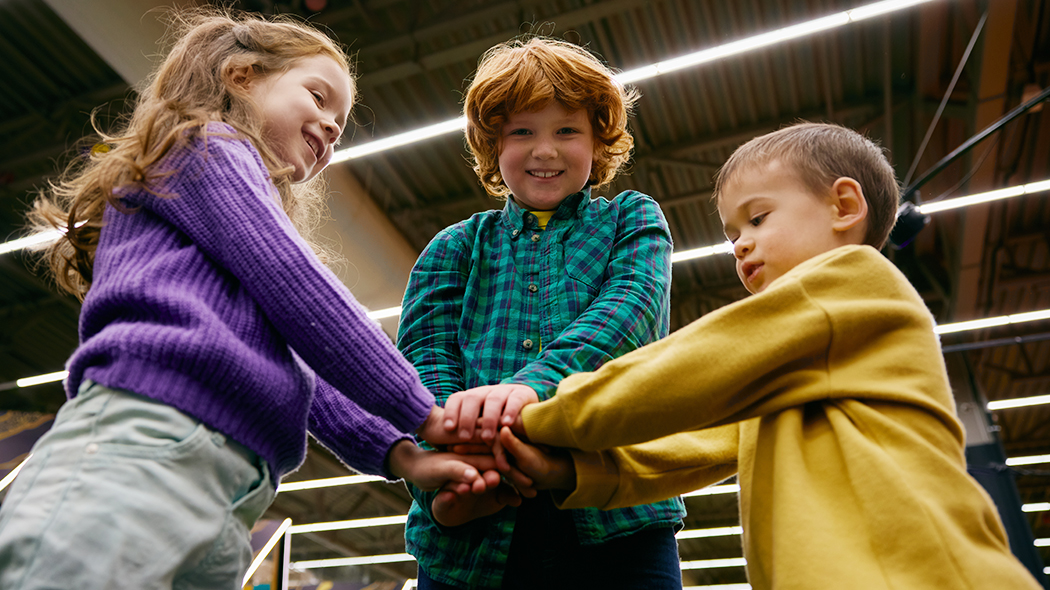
xmin=29 ymin=8 xmax=353 ymax=299
xmin=464 ymin=36 xmax=639 ymax=199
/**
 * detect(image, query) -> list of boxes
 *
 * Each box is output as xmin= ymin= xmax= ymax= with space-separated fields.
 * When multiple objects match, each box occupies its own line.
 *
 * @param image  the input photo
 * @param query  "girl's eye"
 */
xmin=749 ymin=213 xmax=767 ymax=226
xmin=311 ymin=91 xmax=324 ymax=106
xmin=508 ymin=128 xmax=530 ymax=136
xmin=557 ymin=127 xmax=578 ymax=134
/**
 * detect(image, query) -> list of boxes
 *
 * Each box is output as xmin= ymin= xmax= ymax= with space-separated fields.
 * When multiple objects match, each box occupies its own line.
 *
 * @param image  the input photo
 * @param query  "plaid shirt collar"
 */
xmin=500 ymin=187 xmax=591 ymax=233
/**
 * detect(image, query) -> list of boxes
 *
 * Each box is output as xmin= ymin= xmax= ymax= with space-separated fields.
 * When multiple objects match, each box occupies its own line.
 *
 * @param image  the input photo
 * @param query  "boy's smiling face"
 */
xmin=498 ymin=102 xmax=594 ymax=210
xmin=718 ymin=160 xmax=862 ymax=294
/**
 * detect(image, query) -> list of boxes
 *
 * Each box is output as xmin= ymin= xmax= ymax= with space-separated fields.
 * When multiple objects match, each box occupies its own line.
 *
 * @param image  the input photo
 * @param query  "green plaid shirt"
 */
xmin=397 ymin=189 xmax=685 ymax=588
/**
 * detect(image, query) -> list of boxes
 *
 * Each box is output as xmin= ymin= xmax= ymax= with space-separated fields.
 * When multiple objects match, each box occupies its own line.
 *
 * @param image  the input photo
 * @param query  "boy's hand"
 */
xmin=444 ymin=384 xmax=539 ymax=442
xmin=387 ymin=440 xmax=499 ymax=493
xmin=416 ymin=405 xmax=485 ymax=446
xmin=432 ymin=481 xmax=523 ymax=527
xmin=499 ymin=427 xmax=576 ymax=491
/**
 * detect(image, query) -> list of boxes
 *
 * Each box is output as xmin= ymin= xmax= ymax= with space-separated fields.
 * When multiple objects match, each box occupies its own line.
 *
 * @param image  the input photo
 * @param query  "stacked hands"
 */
xmin=402 ymin=384 xmax=576 ymax=527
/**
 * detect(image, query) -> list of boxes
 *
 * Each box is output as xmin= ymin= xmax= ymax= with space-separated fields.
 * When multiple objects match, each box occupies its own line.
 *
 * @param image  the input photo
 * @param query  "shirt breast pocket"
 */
xmin=563 ymin=225 xmax=615 ymax=309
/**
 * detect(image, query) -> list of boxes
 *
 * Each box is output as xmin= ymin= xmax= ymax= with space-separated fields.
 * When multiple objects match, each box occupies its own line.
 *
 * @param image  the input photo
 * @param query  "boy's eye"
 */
xmin=557 ymin=127 xmax=578 ymax=134
xmin=508 ymin=128 xmax=531 ymax=136
xmin=311 ymin=91 xmax=324 ymax=106
xmin=749 ymin=213 xmax=767 ymax=226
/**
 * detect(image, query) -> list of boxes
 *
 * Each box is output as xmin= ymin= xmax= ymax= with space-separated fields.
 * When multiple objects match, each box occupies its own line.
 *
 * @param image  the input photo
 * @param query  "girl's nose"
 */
xmin=323 ymin=120 xmax=340 ymax=144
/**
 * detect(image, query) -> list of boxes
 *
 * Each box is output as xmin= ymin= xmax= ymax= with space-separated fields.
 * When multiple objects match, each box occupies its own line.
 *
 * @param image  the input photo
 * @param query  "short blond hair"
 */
xmin=714 ymin=122 xmax=900 ymax=249
xmin=464 ymin=36 xmax=638 ymax=198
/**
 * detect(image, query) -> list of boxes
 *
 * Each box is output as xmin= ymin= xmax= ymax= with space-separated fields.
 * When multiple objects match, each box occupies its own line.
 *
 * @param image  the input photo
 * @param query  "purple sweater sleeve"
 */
xmin=140 ymin=130 xmax=434 ymax=435
xmin=309 ymin=376 xmax=413 ymax=478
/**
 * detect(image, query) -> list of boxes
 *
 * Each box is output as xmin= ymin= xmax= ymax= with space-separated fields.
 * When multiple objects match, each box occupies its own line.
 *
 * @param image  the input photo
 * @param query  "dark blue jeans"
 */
xmin=417 ymin=493 xmax=682 ymax=589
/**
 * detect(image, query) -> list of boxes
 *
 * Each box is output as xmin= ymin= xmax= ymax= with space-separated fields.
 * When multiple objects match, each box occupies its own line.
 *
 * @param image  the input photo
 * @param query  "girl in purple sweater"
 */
xmin=0 ymin=10 xmax=491 ymax=589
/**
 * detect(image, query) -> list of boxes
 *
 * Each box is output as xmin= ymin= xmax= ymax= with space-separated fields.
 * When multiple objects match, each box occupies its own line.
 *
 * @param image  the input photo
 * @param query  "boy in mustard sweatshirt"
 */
xmin=451 ymin=122 xmax=1042 ymax=589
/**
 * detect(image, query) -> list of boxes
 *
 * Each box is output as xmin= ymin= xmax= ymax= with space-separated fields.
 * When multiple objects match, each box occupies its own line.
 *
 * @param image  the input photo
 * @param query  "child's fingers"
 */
xmin=443 ymin=395 xmax=462 ymax=432
xmin=503 ymin=465 xmax=536 ymax=498
xmin=500 ymin=387 xmax=539 ymax=427
xmin=495 ymin=483 xmax=523 ymax=507
xmin=480 ymin=393 xmax=509 ymax=442
xmin=491 ymin=431 xmax=512 ymax=473
xmin=450 ymin=443 xmax=491 ymax=455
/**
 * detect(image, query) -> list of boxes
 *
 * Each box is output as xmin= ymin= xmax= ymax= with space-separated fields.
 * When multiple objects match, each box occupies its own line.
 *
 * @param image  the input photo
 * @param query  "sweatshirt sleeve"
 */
xmin=140 ymin=130 xmax=433 ymax=434
xmin=522 ymin=246 xmax=930 ymax=452
xmin=555 ymin=424 xmax=740 ymax=510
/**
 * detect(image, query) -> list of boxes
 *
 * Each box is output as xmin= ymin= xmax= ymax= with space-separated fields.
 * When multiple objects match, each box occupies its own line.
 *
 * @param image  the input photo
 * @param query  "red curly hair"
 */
xmin=464 ymin=36 xmax=638 ymax=199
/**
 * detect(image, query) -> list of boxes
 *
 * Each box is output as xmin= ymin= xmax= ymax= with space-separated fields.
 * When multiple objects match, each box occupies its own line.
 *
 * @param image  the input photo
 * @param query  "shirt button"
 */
xmin=512 ymin=229 xmax=520 ymax=236
xmin=531 ymin=234 xmax=541 ymax=242
xmin=528 ymin=284 xmax=538 ymax=293
xmin=85 ymin=443 xmax=100 ymax=454
xmin=522 ymin=339 xmax=534 ymax=350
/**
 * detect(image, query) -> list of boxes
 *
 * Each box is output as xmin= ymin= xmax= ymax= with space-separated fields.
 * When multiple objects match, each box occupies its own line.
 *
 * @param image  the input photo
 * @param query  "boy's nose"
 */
xmin=532 ymin=141 xmax=557 ymax=159
xmin=733 ymin=238 xmax=752 ymax=259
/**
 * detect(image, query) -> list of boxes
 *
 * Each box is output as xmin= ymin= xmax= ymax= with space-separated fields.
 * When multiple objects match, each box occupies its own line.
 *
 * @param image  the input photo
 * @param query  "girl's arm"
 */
xmin=144 ymin=131 xmax=433 ymax=433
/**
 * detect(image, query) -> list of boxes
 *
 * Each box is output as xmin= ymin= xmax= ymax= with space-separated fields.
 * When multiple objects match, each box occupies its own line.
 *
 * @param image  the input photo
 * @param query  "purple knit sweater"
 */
xmin=66 ymin=124 xmax=434 ymax=479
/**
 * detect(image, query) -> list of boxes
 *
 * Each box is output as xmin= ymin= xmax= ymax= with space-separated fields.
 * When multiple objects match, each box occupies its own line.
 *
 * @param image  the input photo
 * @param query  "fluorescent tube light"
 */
xmin=242 ymin=518 xmax=291 ymax=587
xmin=0 ymin=230 xmax=62 ymax=255
xmin=330 ymin=117 xmax=467 ymax=164
xmin=288 ymin=515 xmax=407 ymax=534
xmin=277 ymin=474 xmax=384 ymax=492
xmin=935 ymin=309 xmax=1050 ymax=335
xmin=988 ymin=394 xmax=1050 ymax=411
xmin=682 ymin=483 xmax=740 ymax=497
xmin=0 ymin=456 xmax=29 ymax=493
xmin=1035 ymin=538 xmax=1049 ymax=547
xmin=677 ymin=526 xmax=743 ymax=540
xmin=292 ymin=552 xmax=415 ymax=570
xmin=683 ymin=585 xmax=752 ymax=590
xmin=1022 ymin=502 xmax=1049 ymax=512
xmin=919 ymin=179 xmax=1050 ymax=214
xmin=329 ymin=0 xmax=934 ymax=162
xmin=1006 ymin=454 xmax=1050 ymax=467
xmin=680 ymin=557 xmax=748 ymax=570
xmin=16 ymin=371 xmax=67 ymax=388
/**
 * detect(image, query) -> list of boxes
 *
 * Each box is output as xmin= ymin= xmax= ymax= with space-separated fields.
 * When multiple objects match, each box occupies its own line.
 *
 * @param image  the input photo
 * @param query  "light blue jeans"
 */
xmin=0 ymin=381 xmax=275 ymax=590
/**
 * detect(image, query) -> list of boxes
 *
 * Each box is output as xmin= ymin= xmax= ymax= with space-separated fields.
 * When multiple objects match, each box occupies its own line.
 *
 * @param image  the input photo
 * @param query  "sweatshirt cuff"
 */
xmin=550 ymin=449 xmax=621 ymax=510
xmin=521 ymin=399 xmax=577 ymax=448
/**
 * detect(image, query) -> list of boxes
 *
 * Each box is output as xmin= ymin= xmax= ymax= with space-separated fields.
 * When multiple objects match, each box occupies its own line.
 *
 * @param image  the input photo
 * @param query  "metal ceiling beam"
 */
xmin=952 ymin=0 xmax=1016 ymax=322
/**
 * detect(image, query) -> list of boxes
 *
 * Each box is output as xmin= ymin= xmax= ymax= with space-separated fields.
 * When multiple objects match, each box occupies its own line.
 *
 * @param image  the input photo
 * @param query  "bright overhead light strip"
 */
xmin=918 ymin=179 xmax=1050 ymax=214
xmin=292 ymin=552 xmax=415 ymax=570
xmin=242 ymin=518 xmax=291 ymax=587
xmin=0 ymin=456 xmax=30 ymax=494
xmin=935 ymin=308 xmax=1050 ymax=335
xmin=277 ymin=474 xmax=384 ymax=492
xmin=988 ymin=394 xmax=1050 ymax=411
xmin=1006 ymin=454 xmax=1050 ymax=467
xmin=327 ymin=0 xmax=934 ymax=163
xmin=677 ymin=526 xmax=743 ymax=540
xmin=1022 ymin=502 xmax=1049 ymax=512
xmin=682 ymin=483 xmax=740 ymax=497
xmin=0 ymin=230 xmax=62 ymax=255
xmin=683 ymin=585 xmax=752 ymax=590
xmin=680 ymin=557 xmax=748 ymax=570
xmin=288 ymin=514 xmax=407 ymax=534
xmin=1035 ymin=538 xmax=1049 ymax=547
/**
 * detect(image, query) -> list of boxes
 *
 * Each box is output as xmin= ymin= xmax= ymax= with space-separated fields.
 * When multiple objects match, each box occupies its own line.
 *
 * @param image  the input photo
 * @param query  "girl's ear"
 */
xmin=227 ymin=64 xmax=255 ymax=90
xmin=829 ymin=176 xmax=868 ymax=234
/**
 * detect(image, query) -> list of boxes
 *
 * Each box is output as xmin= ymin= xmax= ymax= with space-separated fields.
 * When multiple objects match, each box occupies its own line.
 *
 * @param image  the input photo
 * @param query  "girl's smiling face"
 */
xmin=498 ymin=102 xmax=595 ymax=211
xmin=247 ymin=54 xmax=353 ymax=183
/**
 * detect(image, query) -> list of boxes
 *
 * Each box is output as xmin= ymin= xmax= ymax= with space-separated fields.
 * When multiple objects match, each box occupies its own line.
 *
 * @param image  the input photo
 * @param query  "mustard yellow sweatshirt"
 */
xmin=522 ymin=245 xmax=1040 ymax=590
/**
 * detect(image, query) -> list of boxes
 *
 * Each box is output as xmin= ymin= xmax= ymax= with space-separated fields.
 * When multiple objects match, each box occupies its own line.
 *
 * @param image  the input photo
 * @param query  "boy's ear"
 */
xmin=829 ymin=176 xmax=868 ymax=234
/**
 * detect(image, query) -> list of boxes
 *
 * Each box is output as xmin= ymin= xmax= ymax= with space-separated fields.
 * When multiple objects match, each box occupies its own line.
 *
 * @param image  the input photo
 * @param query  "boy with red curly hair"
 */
xmin=396 ymin=36 xmax=685 ymax=589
